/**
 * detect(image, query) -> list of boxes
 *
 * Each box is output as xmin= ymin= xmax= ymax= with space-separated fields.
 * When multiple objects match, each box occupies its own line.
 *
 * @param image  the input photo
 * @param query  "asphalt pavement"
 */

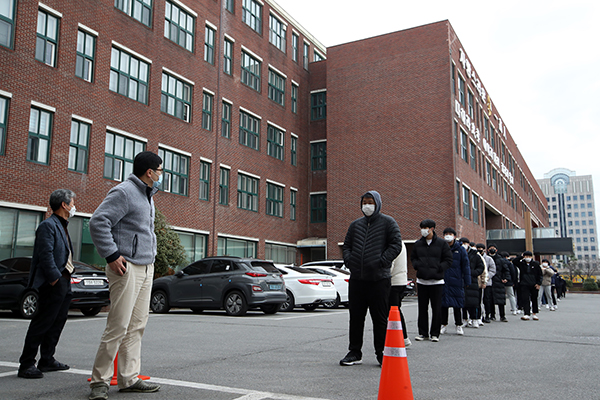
xmin=0 ymin=293 xmax=598 ymax=400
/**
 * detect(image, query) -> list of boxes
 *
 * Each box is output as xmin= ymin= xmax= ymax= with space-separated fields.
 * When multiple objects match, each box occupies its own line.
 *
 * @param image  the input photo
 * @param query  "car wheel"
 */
xmin=190 ymin=308 xmax=204 ymax=314
xmin=80 ymin=307 xmax=102 ymax=316
xmin=150 ymin=290 xmax=170 ymax=313
xmin=15 ymin=291 xmax=39 ymax=319
xmin=279 ymin=290 xmax=295 ymax=312
xmin=302 ymin=304 xmax=318 ymax=311
xmin=322 ymin=294 xmax=341 ymax=309
xmin=224 ymin=291 xmax=248 ymax=316
xmin=260 ymin=304 xmax=280 ymax=314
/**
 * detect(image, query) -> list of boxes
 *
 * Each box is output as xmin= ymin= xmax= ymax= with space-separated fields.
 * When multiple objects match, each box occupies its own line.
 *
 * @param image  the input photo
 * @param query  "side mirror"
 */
xmin=175 ymin=270 xmax=185 ymax=278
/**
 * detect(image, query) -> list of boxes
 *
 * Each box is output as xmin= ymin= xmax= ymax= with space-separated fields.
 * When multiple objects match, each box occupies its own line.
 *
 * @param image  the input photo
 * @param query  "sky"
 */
xmin=275 ymin=0 xmax=600 ymax=207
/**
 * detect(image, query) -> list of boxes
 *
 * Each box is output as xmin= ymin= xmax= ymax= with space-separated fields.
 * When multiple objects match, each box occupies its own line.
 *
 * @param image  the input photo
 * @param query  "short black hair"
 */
xmin=487 ymin=243 xmax=498 ymax=249
xmin=542 ymin=259 xmax=550 ymax=263
xmin=500 ymin=251 xmax=510 ymax=258
xmin=523 ymin=250 xmax=533 ymax=256
xmin=476 ymin=243 xmax=486 ymax=249
xmin=419 ymin=219 xmax=436 ymax=229
xmin=133 ymin=151 xmax=163 ymax=178
xmin=459 ymin=237 xmax=470 ymax=244
xmin=469 ymin=242 xmax=475 ymax=247
xmin=443 ymin=227 xmax=457 ymax=236
xmin=49 ymin=189 xmax=76 ymax=212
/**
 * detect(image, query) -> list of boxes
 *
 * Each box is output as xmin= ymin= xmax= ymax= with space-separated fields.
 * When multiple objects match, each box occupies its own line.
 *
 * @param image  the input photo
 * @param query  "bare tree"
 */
xmin=579 ymin=260 xmax=600 ymax=281
xmin=564 ymin=256 xmax=579 ymax=281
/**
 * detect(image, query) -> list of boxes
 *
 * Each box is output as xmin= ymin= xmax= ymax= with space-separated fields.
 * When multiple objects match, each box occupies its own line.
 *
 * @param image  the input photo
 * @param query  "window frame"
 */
xmin=0 ymin=96 xmax=9 ymax=155
xmin=75 ymin=29 xmax=96 ymax=82
xmin=290 ymin=189 xmax=297 ymax=220
xmin=291 ymin=83 xmax=298 ymax=114
xmin=160 ymin=72 xmax=192 ymax=122
xmin=311 ymin=141 xmax=326 ymax=171
xmin=68 ymin=119 xmax=90 ymax=173
xmin=462 ymin=186 xmax=471 ymax=220
xmin=242 ymin=0 xmax=262 ymax=34
xmin=114 ymin=0 xmax=153 ymax=27
xmin=204 ymin=25 xmax=216 ymax=64
xmin=0 ymin=0 xmax=17 ymax=49
xmin=110 ymin=47 xmax=150 ymax=104
xmin=158 ymin=147 xmax=190 ymax=196
xmin=27 ymin=107 xmax=53 ymax=165
xmin=241 ymin=50 xmax=261 ymax=92
xmin=202 ymin=91 xmax=213 ymax=131
xmin=310 ymin=92 xmax=326 ymax=120
xmin=269 ymin=13 xmax=286 ymax=53
xmin=199 ymin=160 xmax=211 ymax=201
xmin=237 ymin=173 xmax=259 ymax=212
xmin=310 ymin=193 xmax=327 ymax=223
xmin=291 ymin=32 xmax=299 ymax=63
xmin=164 ymin=1 xmax=194 ymax=52
xmin=223 ymin=38 xmax=233 ymax=75
xmin=103 ymin=131 xmax=145 ymax=182
xmin=219 ymin=167 xmax=230 ymax=205
xmin=268 ymin=69 xmax=285 ymax=106
xmin=266 ymin=182 xmax=283 ymax=218
xmin=239 ymin=110 xmax=260 ymax=150
xmin=303 ymin=42 xmax=309 ymax=69
xmin=290 ymin=135 xmax=297 ymax=166
xmin=221 ymin=101 xmax=231 ymax=138
xmin=267 ymin=125 xmax=284 ymax=161
xmin=35 ymin=9 xmax=60 ymax=67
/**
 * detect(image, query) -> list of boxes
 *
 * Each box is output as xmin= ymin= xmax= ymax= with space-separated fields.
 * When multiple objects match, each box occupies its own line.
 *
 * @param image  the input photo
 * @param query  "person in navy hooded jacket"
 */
xmin=440 ymin=228 xmax=470 ymax=336
xmin=340 ymin=191 xmax=402 ymax=366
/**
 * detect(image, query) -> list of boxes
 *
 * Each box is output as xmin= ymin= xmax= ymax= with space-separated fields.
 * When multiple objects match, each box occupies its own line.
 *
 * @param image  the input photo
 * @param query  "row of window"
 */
xmin=456 ymin=181 xmax=481 ymax=226
xmin=549 ymin=203 xmax=594 ymax=210
xmin=548 ymin=195 xmax=593 ymax=202
xmin=566 ymin=220 xmax=595 ymax=227
xmin=576 ymin=246 xmax=596 ymax=253
xmin=551 ymin=211 xmax=595 ymax=218
xmin=574 ymin=237 xmax=596 ymax=243
xmin=569 ymin=228 xmax=595 ymax=235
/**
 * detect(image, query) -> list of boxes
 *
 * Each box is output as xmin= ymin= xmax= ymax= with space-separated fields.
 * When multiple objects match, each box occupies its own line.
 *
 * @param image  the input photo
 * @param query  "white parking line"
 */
xmin=0 ymin=362 xmax=330 ymax=400
xmin=273 ymin=311 xmax=348 ymax=321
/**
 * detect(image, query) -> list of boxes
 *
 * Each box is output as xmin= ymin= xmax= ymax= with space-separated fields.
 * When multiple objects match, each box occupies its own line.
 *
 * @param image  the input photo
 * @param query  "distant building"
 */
xmin=537 ymin=168 xmax=598 ymax=262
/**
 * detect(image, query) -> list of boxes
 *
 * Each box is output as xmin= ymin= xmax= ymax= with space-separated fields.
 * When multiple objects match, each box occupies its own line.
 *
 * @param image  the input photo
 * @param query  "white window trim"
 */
xmin=39 ymin=3 xmax=62 ymax=17
xmin=224 ymin=33 xmax=235 ymax=42
xmin=31 ymin=100 xmax=55 ymax=113
xmin=239 ymin=106 xmax=261 ymax=120
xmin=162 ymin=67 xmax=195 ymax=86
xmin=265 ymin=240 xmax=296 ymax=247
xmin=266 ymin=179 xmax=285 ymax=187
xmin=159 ymin=143 xmax=192 ymax=158
xmin=205 ymin=20 xmax=217 ymax=30
xmin=310 ymin=88 xmax=326 ymax=94
xmin=310 ymin=139 xmax=326 ymax=144
xmin=291 ymin=80 xmax=299 ymax=86
xmin=222 ymin=97 xmax=233 ymax=105
xmin=71 ymin=114 xmax=93 ymax=125
xmin=106 ymin=126 xmax=148 ymax=143
xmin=0 ymin=90 xmax=13 ymax=98
xmin=169 ymin=0 xmax=198 ymax=17
xmin=310 ymin=191 xmax=327 ymax=196
xmin=269 ymin=11 xmax=288 ymax=27
xmin=112 ymin=41 xmax=152 ymax=64
xmin=218 ymin=233 xmax=259 ymax=242
xmin=219 ymin=163 xmax=231 ymax=170
xmin=241 ymin=45 xmax=263 ymax=62
xmin=268 ymin=64 xmax=287 ymax=79
xmin=290 ymin=133 xmax=298 ymax=138
xmin=290 ymin=187 xmax=298 ymax=192
xmin=267 ymin=121 xmax=286 ymax=132
xmin=200 ymin=156 xmax=213 ymax=163
xmin=314 ymin=49 xmax=326 ymax=60
xmin=78 ymin=23 xmax=98 ymax=37
xmin=173 ymin=226 xmax=210 ymax=235
xmin=203 ymin=87 xmax=215 ymax=96
xmin=0 ymin=201 xmax=48 ymax=212
xmin=238 ymin=169 xmax=261 ymax=180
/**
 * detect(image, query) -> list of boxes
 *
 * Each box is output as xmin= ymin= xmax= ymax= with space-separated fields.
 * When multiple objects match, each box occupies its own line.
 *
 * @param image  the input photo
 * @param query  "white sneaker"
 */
xmin=430 ymin=336 xmax=439 ymax=342
xmin=517 ymin=310 xmax=523 ymax=314
xmin=511 ymin=310 xmax=517 ymax=315
xmin=467 ymin=319 xmax=473 ymax=327
xmin=546 ymin=304 xmax=550 ymax=309
xmin=477 ymin=319 xmax=484 ymax=326
xmin=550 ymin=306 xmax=556 ymax=311
xmin=532 ymin=314 xmax=539 ymax=320
xmin=456 ymin=325 xmax=464 ymax=335
xmin=404 ymin=337 xmax=412 ymax=347
xmin=521 ymin=315 xmax=530 ymax=320
xmin=440 ymin=325 xmax=447 ymax=335
xmin=415 ymin=335 xmax=427 ymax=341
xmin=472 ymin=319 xmax=479 ymax=328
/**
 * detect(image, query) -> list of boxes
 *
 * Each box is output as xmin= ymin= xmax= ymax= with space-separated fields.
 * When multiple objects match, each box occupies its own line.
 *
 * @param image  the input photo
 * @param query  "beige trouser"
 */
xmin=90 ymin=262 xmax=154 ymax=388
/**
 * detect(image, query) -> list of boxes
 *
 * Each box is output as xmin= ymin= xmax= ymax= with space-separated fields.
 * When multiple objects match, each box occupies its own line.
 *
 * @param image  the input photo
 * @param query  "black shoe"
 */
xmin=501 ymin=317 xmax=508 ymax=322
xmin=491 ymin=317 xmax=496 ymax=321
xmin=38 ymin=360 xmax=70 ymax=372
xmin=18 ymin=365 xmax=44 ymax=379
xmin=119 ymin=379 xmax=160 ymax=393
xmin=376 ymin=353 xmax=383 ymax=366
xmin=339 ymin=352 xmax=362 ymax=366
xmin=483 ymin=318 xmax=491 ymax=324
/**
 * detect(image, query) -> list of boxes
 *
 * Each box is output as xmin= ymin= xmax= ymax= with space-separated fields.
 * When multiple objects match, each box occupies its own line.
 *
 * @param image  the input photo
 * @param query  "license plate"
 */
xmin=269 ymin=284 xmax=282 ymax=290
xmin=84 ymin=279 xmax=104 ymax=286
xmin=322 ymin=281 xmax=332 ymax=287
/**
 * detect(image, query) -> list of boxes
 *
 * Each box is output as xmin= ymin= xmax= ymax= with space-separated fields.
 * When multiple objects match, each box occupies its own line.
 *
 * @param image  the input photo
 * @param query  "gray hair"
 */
xmin=49 ymin=189 xmax=76 ymax=212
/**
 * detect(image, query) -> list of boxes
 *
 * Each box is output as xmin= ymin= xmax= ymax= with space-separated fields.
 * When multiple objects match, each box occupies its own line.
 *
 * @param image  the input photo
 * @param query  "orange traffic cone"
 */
xmin=88 ymin=353 xmax=150 ymax=385
xmin=378 ymin=306 xmax=413 ymax=399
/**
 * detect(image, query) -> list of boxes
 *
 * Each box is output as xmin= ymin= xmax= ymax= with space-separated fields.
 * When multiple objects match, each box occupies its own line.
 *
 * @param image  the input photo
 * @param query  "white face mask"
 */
xmin=362 ymin=204 xmax=375 ymax=217
xmin=421 ymin=228 xmax=430 ymax=237
xmin=542 ymin=262 xmax=548 ymax=267
xmin=471 ymin=247 xmax=477 ymax=251
xmin=444 ymin=235 xmax=454 ymax=243
xmin=523 ymin=257 xmax=532 ymax=263
xmin=463 ymin=244 xmax=470 ymax=251
xmin=68 ymin=204 xmax=76 ymax=219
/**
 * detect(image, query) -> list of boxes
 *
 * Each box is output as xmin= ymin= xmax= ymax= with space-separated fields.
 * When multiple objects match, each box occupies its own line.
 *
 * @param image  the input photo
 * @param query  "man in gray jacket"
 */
xmin=88 ymin=151 xmax=162 ymax=400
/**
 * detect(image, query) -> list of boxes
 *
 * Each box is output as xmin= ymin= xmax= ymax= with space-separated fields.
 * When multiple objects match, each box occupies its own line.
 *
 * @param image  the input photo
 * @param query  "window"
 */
xmin=460 ymin=130 xmax=468 ymax=162
xmin=241 ymin=51 xmax=261 ymax=91
xmin=467 ymin=91 xmax=474 ymax=118
xmin=472 ymin=193 xmax=479 ymax=224
xmin=311 ymin=142 xmax=326 ymax=170
xmin=268 ymin=69 xmax=285 ymax=106
xmin=242 ymin=0 xmax=261 ymax=34
xmin=462 ymin=186 xmax=470 ymax=220
xmin=266 ymin=183 xmax=283 ymax=217
xmin=36 ymin=9 xmax=60 ymax=67
xmin=237 ymin=173 xmax=258 ymax=211
xmin=239 ymin=110 xmax=260 ymax=150
xmin=68 ymin=119 xmax=90 ymax=173
xmin=291 ymin=83 xmax=298 ymax=114
xmin=453 ymin=120 xmax=458 ymax=154
xmin=0 ymin=0 xmax=16 ymax=48
xmin=451 ymin=63 xmax=456 ymax=95
xmin=290 ymin=135 xmax=297 ymax=166
xmin=587 ymin=194 xmax=592 ymax=200
xmin=225 ymin=0 xmax=234 ymax=13
xmin=583 ymin=220 xmax=587 ymax=226
xmin=303 ymin=42 xmax=309 ymax=69
xmin=290 ymin=189 xmax=296 ymax=220
xmin=470 ymin=141 xmax=476 ymax=171
xmin=269 ymin=14 xmax=286 ymax=52
xmin=267 ymin=125 xmax=284 ymax=160
xmin=177 ymin=231 xmax=207 ymax=263
xmin=580 ymin=195 xmax=584 ymax=200
xmin=0 ymin=208 xmax=44 ymax=259
xmin=492 ymin=168 xmax=497 ymax=192
xmin=314 ymin=50 xmax=324 ymax=61
xmin=164 ymin=2 xmax=194 ymax=52
xmin=221 ymin=101 xmax=231 ymax=138
xmin=291 ymin=32 xmax=298 ymax=63
xmin=75 ymin=30 xmax=96 ymax=81
xmin=217 ymin=236 xmax=256 ymax=258
xmin=458 ymin=74 xmax=465 ymax=106
xmin=311 ymin=92 xmax=326 ymax=120
xmin=223 ymin=38 xmax=233 ymax=75
xmin=115 ymin=0 xmax=152 ymax=27
xmin=310 ymin=194 xmax=326 ymax=223
xmin=265 ymin=243 xmax=296 ymax=264
xmin=583 ymin=229 xmax=587 ymax=234
xmin=110 ymin=47 xmax=150 ymax=104
xmin=575 ymin=212 xmax=579 ymax=217
xmin=103 ymin=131 xmax=145 ymax=181
xmin=199 ymin=161 xmax=211 ymax=201
xmin=0 ymin=96 xmax=8 ymax=155
xmin=589 ymin=212 xmax=594 ymax=217
xmin=219 ymin=167 xmax=229 ymax=205
xmin=568 ymin=229 xmax=573 ymax=235
xmin=456 ymin=181 xmax=461 ymax=216
xmin=202 ymin=92 xmax=213 ymax=130
xmin=204 ymin=25 xmax=215 ymax=64
xmin=27 ymin=107 xmax=53 ymax=165
xmin=158 ymin=147 xmax=189 ymax=196
xmin=589 ymin=203 xmax=593 ymax=208
xmin=161 ymin=72 xmax=192 ymax=121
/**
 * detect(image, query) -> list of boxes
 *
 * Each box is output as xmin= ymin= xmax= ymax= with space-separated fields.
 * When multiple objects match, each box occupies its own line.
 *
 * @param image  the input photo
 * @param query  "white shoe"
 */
xmin=430 ymin=336 xmax=439 ymax=342
xmin=517 ymin=310 xmax=523 ymax=314
xmin=546 ymin=304 xmax=550 ymax=309
xmin=550 ymin=306 xmax=556 ymax=311
xmin=456 ymin=325 xmax=464 ymax=335
xmin=532 ymin=314 xmax=539 ymax=320
xmin=404 ymin=338 xmax=412 ymax=347
xmin=472 ymin=319 xmax=479 ymax=328
xmin=467 ymin=319 xmax=473 ymax=327
xmin=440 ymin=325 xmax=447 ymax=335
xmin=415 ymin=335 xmax=427 ymax=341
xmin=521 ymin=315 xmax=530 ymax=320
xmin=477 ymin=319 xmax=484 ymax=326
xmin=511 ymin=310 xmax=517 ymax=315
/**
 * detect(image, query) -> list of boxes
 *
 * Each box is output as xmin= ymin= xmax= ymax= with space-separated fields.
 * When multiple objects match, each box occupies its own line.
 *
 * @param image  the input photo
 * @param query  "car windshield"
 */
xmin=333 ymin=268 xmax=350 ymax=275
xmin=74 ymin=263 xmax=103 ymax=272
xmin=249 ymin=261 xmax=279 ymax=273
xmin=288 ymin=266 xmax=316 ymax=274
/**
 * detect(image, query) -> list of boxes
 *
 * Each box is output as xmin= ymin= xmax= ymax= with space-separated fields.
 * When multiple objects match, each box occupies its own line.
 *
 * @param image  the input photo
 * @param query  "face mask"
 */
xmin=152 ymin=171 xmax=163 ymax=189
xmin=421 ymin=229 xmax=430 ymax=237
xmin=523 ymin=257 xmax=532 ymax=263
xmin=362 ymin=204 xmax=375 ymax=217
xmin=477 ymin=249 xmax=484 ymax=254
xmin=462 ymin=244 xmax=470 ymax=251
xmin=489 ymin=249 xmax=496 ymax=255
xmin=542 ymin=262 xmax=548 ymax=267
xmin=471 ymin=247 xmax=477 ymax=251
xmin=68 ymin=205 xmax=76 ymax=219
xmin=444 ymin=235 xmax=454 ymax=243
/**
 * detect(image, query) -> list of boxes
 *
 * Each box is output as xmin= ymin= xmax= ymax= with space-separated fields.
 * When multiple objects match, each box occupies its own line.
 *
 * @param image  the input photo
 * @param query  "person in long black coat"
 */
xmin=460 ymin=237 xmax=484 ymax=328
xmin=440 ymin=228 xmax=470 ymax=335
xmin=488 ymin=244 xmax=510 ymax=322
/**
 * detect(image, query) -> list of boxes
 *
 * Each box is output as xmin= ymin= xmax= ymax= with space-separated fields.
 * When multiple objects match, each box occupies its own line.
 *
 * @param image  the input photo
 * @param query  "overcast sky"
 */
xmin=275 ymin=0 xmax=600 ymax=206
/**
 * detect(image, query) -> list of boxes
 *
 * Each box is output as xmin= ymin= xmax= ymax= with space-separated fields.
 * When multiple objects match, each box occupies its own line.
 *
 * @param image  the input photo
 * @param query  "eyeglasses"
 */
xmin=153 ymin=168 xmax=163 ymax=172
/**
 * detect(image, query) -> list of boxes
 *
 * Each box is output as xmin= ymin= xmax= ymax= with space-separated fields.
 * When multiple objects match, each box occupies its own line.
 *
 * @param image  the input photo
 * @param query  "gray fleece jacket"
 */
xmin=90 ymin=174 xmax=158 ymax=265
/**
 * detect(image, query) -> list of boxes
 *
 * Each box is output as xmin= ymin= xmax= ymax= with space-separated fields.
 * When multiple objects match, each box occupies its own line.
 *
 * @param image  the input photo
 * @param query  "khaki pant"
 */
xmin=90 ymin=262 xmax=153 ymax=388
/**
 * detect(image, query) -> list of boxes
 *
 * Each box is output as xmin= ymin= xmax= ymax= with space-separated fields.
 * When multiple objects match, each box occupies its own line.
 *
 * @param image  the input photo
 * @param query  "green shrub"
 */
xmin=565 ymin=279 xmax=573 ymax=288
xmin=582 ymin=278 xmax=599 ymax=291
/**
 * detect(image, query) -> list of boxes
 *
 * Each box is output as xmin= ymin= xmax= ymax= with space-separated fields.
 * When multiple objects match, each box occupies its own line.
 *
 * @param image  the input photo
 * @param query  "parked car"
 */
xmin=304 ymin=267 xmax=349 ymax=308
xmin=150 ymin=256 xmax=286 ymax=316
xmin=275 ymin=265 xmax=337 ymax=311
xmin=300 ymin=260 xmax=347 ymax=270
xmin=404 ymin=279 xmax=416 ymax=297
xmin=0 ymin=257 xmax=110 ymax=318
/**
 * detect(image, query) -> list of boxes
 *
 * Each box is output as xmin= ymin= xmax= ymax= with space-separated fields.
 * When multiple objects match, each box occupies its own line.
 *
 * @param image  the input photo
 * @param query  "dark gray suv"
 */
xmin=150 ymin=256 xmax=286 ymax=316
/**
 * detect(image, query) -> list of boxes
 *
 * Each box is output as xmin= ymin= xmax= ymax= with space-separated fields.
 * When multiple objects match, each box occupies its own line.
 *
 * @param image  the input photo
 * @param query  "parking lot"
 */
xmin=1 ymin=293 xmax=599 ymax=400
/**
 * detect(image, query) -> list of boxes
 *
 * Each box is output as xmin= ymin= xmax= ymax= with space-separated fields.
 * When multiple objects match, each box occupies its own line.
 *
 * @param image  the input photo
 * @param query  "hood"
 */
xmin=361 ymin=190 xmax=382 ymax=218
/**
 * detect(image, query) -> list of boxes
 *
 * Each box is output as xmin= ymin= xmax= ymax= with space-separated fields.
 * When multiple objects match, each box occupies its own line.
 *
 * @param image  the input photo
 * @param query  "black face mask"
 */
xmin=489 ymin=250 xmax=497 ymax=255
xmin=477 ymin=249 xmax=484 ymax=254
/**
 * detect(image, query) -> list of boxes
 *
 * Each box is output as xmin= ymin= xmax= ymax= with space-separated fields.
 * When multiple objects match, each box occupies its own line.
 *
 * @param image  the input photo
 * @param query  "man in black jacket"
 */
xmin=340 ymin=191 xmax=402 ymax=366
xmin=512 ymin=251 xmax=542 ymax=320
xmin=411 ymin=219 xmax=453 ymax=342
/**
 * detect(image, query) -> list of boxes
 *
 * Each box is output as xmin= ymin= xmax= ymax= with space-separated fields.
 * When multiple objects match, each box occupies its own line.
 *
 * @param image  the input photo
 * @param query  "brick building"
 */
xmin=0 ymin=1 xmax=547 ymax=267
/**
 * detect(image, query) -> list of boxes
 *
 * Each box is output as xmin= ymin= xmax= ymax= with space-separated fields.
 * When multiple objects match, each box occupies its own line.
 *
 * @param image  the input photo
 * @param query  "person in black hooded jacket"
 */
xmin=340 ymin=191 xmax=402 ymax=366
xmin=411 ymin=219 xmax=453 ymax=342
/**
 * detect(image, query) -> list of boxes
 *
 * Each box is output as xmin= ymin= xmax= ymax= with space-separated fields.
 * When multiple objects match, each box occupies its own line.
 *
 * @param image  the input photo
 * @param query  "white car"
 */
xmin=300 ymin=260 xmax=347 ymax=271
xmin=304 ymin=267 xmax=349 ymax=308
xmin=276 ymin=265 xmax=337 ymax=311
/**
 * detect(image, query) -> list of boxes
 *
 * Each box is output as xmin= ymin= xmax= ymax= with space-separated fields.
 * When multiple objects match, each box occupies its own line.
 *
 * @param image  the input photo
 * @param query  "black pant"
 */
xmin=348 ymin=278 xmax=391 ymax=358
xmin=389 ymin=285 xmax=407 ymax=339
xmin=19 ymin=273 xmax=72 ymax=369
xmin=483 ymin=286 xmax=494 ymax=318
xmin=441 ymin=307 xmax=462 ymax=326
xmin=417 ymin=283 xmax=443 ymax=338
xmin=519 ymin=285 xmax=539 ymax=316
